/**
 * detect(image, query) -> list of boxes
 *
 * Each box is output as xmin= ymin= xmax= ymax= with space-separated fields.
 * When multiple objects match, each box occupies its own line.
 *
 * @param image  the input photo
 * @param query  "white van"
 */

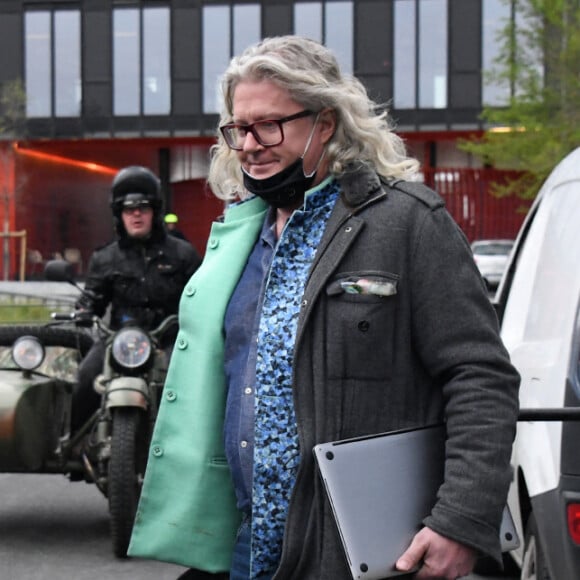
xmin=495 ymin=146 xmax=580 ymax=579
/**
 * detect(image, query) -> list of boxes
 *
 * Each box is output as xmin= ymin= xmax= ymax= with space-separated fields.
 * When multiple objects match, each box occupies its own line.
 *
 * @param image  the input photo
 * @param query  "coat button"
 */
xmin=177 ymin=337 xmax=187 ymax=349
xmin=185 ymin=286 xmax=196 ymax=296
xmin=345 ymin=226 xmax=353 ymax=233
xmin=358 ymin=320 xmax=370 ymax=332
xmin=166 ymin=390 xmax=177 ymax=402
xmin=152 ymin=445 xmax=164 ymax=457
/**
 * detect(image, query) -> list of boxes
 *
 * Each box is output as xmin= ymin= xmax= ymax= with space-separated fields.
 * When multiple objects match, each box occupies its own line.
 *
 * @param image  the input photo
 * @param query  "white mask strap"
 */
xmin=301 ymin=113 xmax=325 ymax=178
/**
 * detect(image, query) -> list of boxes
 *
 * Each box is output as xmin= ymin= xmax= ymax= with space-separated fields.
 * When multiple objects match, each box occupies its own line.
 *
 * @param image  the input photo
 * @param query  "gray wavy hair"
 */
xmin=208 ymin=35 xmax=420 ymax=201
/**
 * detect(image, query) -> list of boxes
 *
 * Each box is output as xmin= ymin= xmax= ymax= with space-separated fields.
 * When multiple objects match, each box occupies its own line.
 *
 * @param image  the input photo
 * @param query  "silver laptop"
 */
xmin=313 ymin=424 xmax=519 ymax=580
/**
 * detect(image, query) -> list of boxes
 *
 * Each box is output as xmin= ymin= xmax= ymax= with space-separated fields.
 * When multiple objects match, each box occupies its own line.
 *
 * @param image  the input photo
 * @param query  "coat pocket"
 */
xmin=325 ymin=271 xmax=399 ymax=380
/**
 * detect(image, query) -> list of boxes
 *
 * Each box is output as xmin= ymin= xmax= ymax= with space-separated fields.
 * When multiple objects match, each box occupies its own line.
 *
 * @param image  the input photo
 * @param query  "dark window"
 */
xmin=113 ymin=5 xmax=171 ymax=116
xmin=294 ymin=1 xmax=353 ymax=74
xmin=394 ymin=0 xmax=448 ymax=109
xmin=202 ymin=4 xmax=261 ymax=114
xmin=25 ymin=8 xmax=81 ymax=118
xmin=482 ymin=0 xmax=510 ymax=105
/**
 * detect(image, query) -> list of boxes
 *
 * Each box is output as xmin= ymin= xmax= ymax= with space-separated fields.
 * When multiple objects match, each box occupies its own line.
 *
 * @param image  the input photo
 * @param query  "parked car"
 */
xmin=494 ymin=146 xmax=580 ymax=579
xmin=471 ymin=239 xmax=514 ymax=290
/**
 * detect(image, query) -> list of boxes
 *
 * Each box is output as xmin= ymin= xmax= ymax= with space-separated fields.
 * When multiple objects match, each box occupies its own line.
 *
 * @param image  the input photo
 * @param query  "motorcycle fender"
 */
xmin=106 ymin=376 xmax=148 ymax=410
xmin=0 ymin=372 xmax=68 ymax=471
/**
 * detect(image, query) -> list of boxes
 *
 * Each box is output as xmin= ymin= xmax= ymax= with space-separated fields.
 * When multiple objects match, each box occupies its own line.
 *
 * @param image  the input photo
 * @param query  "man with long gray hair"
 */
xmin=129 ymin=36 xmax=519 ymax=580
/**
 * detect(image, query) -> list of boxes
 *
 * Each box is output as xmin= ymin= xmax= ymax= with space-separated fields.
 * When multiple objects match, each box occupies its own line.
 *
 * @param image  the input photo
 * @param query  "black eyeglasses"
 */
xmin=220 ymin=110 xmax=315 ymax=150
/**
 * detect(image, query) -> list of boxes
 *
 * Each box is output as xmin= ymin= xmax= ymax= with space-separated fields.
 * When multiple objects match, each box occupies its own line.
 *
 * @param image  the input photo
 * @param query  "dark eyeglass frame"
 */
xmin=220 ymin=109 xmax=315 ymax=150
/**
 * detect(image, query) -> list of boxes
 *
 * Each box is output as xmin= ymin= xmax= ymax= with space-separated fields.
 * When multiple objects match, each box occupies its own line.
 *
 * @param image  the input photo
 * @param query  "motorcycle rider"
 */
xmin=72 ymin=166 xmax=202 ymax=433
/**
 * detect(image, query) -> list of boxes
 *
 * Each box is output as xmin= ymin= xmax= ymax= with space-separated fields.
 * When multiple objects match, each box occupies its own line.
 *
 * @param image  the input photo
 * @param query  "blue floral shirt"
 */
xmin=251 ymin=177 xmax=340 ymax=577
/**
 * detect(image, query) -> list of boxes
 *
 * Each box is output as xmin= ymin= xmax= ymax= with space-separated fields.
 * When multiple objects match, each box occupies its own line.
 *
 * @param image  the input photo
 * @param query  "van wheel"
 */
xmin=521 ymin=512 xmax=551 ymax=580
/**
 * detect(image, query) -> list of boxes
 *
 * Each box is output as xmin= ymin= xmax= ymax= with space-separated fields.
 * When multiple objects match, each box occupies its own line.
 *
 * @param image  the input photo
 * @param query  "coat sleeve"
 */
xmin=75 ymin=250 xmax=111 ymax=317
xmin=409 ymin=203 xmax=520 ymax=563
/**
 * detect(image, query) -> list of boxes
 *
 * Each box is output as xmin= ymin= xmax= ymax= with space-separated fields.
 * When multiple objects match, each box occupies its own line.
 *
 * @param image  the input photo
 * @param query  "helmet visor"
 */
xmin=121 ymin=193 xmax=152 ymax=210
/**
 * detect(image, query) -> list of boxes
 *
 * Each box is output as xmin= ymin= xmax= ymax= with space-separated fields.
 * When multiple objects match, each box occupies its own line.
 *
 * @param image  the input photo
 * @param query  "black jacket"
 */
xmin=77 ymin=231 xmax=201 ymax=332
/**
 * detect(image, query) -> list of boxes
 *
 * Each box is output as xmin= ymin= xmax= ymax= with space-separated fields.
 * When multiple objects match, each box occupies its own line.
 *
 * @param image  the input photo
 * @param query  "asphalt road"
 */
xmin=0 ymin=473 xmax=187 ymax=580
xmin=0 ymin=472 xmax=515 ymax=580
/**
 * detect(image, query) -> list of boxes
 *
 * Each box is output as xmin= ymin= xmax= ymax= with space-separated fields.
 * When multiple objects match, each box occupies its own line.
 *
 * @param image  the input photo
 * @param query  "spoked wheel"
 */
xmin=108 ymin=407 xmax=150 ymax=558
xmin=521 ymin=512 xmax=551 ymax=580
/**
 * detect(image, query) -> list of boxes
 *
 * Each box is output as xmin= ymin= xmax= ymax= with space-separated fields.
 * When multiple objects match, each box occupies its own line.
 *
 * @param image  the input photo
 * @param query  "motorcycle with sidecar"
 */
xmin=0 ymin=260 xmax=176 ymax=558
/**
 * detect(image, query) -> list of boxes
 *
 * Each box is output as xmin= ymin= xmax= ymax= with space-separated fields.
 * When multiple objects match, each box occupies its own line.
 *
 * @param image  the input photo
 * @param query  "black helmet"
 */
xmin=110 ymin=166 xmax=162 ymax=214
xmin=110 ymin=166 xmax=165 ymax=239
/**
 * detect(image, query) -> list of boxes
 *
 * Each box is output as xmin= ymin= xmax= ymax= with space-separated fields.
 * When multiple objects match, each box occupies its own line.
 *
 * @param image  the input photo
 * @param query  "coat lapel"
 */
xmin=296 ymin=167 xmax=388 ymax=347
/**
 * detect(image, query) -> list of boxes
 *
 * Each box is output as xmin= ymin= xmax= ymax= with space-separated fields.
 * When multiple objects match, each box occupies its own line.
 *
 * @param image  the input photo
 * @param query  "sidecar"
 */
xmin=0 ymin=325 xmax=93 ymax=472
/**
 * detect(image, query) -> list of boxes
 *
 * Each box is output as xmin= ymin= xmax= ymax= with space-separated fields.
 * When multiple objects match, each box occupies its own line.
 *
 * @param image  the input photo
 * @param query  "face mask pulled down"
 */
xmin=242 ymin=114 xmax=322 ymax=209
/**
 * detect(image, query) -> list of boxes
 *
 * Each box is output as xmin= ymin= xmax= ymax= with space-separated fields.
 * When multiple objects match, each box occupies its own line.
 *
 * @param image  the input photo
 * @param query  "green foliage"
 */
xmin=460 ymin=0 xmax=580 ymax=199
xmin=0 ymin=78 xmax=26 ymax=137
xmin=0 ymin=304 xmax=54 ymax=323
xmin=0 ymin=293 xmax=71 ymax=323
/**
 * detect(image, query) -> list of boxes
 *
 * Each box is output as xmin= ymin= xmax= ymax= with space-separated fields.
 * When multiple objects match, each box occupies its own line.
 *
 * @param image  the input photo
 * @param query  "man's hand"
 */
xmin=395 ymin=527 xmax=477 ymax=579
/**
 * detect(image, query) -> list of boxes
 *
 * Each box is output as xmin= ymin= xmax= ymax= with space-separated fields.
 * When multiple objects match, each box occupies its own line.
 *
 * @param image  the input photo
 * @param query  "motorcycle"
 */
xmin=0 ymin=259 xmax=176 ymax=558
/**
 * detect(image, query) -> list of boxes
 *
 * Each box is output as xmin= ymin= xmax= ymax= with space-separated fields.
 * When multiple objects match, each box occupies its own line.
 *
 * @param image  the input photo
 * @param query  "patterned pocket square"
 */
xmin=340 ymin=278 xmax=397 ymax=297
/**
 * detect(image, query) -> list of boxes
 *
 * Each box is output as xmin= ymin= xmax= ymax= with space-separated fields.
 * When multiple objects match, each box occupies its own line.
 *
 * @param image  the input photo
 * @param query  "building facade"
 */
xmin=0 ymin=0 xmax=527 ymax=279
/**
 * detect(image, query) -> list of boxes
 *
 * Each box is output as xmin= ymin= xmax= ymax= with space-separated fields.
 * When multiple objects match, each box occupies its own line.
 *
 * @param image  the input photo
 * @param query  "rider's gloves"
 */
xmin=74 ymin=309 xmax=94 ymax=327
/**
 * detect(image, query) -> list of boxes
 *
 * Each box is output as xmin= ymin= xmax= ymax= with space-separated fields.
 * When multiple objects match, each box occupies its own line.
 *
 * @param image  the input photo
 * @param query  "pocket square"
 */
xmin=340 ymin=278 xmax=397 ymax=297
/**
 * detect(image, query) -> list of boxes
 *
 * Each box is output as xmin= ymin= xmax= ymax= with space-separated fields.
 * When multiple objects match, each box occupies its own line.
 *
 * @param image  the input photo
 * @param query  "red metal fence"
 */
xmin=423 ymin=168 xmax=531 ymax=242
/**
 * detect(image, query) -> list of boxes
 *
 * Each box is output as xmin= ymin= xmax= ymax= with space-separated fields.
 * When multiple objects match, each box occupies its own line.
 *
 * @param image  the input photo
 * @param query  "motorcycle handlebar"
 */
xmin=50 ymin=311 xmax=177 ymax=339
xmin=151 ymin=314 xmax=178 ymax=339
xmin=51 ymin=312 xmax=76 ymax=321
xmin=50 ymin=311 xmax=98 ymax=329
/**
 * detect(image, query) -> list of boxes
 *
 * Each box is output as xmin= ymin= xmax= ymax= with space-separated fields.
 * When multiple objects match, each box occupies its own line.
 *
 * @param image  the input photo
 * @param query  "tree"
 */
xmin=0 ymin=78 xmax=26 ymax=137
xmin=460 ymin=0 xmax=580 ymax=200
xmin=0 ymin=79 xmax=27 ymax=279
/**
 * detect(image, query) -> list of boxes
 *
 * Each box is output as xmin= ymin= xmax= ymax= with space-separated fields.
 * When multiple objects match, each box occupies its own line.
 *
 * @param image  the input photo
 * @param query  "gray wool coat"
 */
xmin=276 ymin=167 xmax=520 ymax=578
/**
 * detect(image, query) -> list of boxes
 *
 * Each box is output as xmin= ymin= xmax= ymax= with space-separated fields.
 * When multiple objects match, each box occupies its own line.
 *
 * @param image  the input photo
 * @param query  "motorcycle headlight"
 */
xmin=111 ymin=328 xmax=152 ymax=370
xmin=12 ymin=336 xmax=45 ymax=371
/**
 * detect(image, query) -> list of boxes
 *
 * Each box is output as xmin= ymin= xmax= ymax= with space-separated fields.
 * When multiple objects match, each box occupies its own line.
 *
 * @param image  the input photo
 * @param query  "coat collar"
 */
xmin=337 ymin=164 xmax=386 ymax=210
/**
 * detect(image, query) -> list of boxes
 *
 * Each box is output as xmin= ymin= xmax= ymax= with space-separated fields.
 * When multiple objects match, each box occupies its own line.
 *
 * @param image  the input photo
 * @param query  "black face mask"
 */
xmin=242 ymin=158 xmax=316 ymax=209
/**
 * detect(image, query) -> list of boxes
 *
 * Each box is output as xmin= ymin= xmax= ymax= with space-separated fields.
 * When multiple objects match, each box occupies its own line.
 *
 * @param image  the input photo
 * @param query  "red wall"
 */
xmin=0 ymin=137 xmax=531 ymax=280
xmin=171 ymin=179 xmax=224 ymax=257
xmin=14 ymin=153 xmax=113 ymax=279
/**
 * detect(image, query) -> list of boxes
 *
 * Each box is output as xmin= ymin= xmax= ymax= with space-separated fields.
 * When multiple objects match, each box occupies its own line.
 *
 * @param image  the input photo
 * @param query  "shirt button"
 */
xmin=152 ymin=445 xmax=164 ymax=457
xmin=209 ymin=238 xmax=219 ymax=249
xmin=185 ymin=286 xmax=196 ymax=296
xmin=240 ymin=441 xmax=248 ymax=448
xmin=177 ymin=337 xmax=187 ymax=349
xmin=166 ymin=390 xmax=177 ymax=402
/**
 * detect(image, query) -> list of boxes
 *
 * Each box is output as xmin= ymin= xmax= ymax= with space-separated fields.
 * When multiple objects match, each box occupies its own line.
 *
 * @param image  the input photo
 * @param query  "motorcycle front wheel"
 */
xmin=108 ymin=407 xmax=150 ymax=558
